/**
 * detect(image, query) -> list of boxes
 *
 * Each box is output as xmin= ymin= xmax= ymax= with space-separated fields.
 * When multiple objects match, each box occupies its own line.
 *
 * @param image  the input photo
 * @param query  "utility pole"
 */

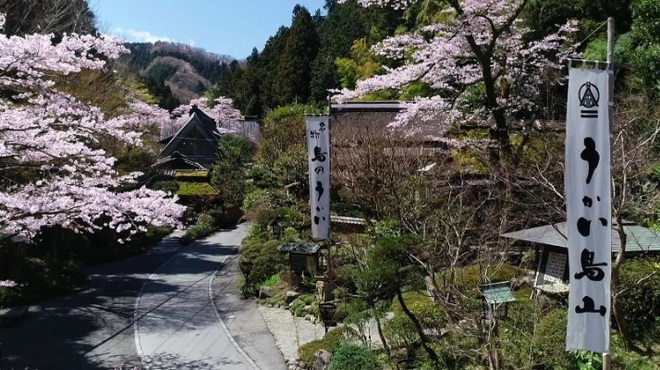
xmin=603 ymin=16 xmax=615 ymax=370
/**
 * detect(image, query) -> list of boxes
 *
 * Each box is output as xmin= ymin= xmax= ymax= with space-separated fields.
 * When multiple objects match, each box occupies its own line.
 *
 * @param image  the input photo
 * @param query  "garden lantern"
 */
xmin=479 ymin=281 xmax=516 ymax=321
xmin=318 ymin=302 xmax=337 ymax=334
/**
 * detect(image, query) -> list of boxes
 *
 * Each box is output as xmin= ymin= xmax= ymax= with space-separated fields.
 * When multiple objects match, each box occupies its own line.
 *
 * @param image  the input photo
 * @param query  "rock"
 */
xmin=259 ymin=286 xmax=272 ymax=299
xmin=285 ymin=290 xmax=301 ymax=304
xmin=304 ymin=305 xmax=311 ymax=312
xmin=314 ymin=350 xmax=331 ymax=370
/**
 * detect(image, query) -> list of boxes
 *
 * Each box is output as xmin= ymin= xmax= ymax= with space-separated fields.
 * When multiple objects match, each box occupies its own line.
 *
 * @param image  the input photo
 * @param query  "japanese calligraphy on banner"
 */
xmin=306 ymin=116 xmax=330 ymax=240
xmin=565 ymin=67 xmax=612 ymax=353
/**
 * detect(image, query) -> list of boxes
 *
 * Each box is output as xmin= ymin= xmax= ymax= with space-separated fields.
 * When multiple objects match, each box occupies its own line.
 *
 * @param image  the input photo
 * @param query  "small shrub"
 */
xmin=181 ymin=222 xmax=217 ymax=245
xmin=298 ymin=340 xmax=325 ymax=369
xmin=383 ymin=314 xmax=418 ymax=353
xmin=18 ymin=256 xmax=88 ymax=302
xmin=240 ymin=234 xmax=286 ymax=286
xmin=323 ymin=326 xmax=348 ymax=352
xmin=329 ymin=343 xmax=381 ymax=370
xmin=197 ymin=213 xmax=215 ymax=225
xmin=392 ymin=291 xmax=446 ymax=329
xmin=298 ymin=327 xmax=349 ymax=369
xmin=618 ymin=257 xmax=660 ymax=343
xmin=0 ymin=286 xmax=21 ymax=308
xmin=144 ymin=225 xmax=173 ymax=243
xmin=575 ymin=350 xmax=602 ymax=370
xmin=535 ymin=309 xmax=578 ymax=369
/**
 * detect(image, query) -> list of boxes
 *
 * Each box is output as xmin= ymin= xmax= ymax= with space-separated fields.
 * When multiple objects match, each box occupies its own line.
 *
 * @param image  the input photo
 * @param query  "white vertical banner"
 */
xmin=306 ymin=116 xmax=330 ymax=240
xmin=565 ymin=67 xmax=612 ymax=353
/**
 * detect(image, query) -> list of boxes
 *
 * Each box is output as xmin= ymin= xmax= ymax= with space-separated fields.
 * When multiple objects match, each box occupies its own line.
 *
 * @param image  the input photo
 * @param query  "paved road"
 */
xmin=0 ymin=225 xmax=287 ymax=370
xmin=135 ymin=224 xmax=284 ymax=370
xmin=212 ymin=251 xmax=287 ymax=370
xmin=0 ymin=232 xmax=185 ymax=370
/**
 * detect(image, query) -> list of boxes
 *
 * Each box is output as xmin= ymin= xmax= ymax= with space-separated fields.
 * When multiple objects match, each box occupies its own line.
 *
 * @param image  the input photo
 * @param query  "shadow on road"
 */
xmin=0 ymin=231 xmax=240 ymax=370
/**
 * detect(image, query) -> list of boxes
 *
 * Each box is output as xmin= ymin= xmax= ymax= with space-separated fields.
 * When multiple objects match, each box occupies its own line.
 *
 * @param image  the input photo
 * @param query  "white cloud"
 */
xmin=113 ymin=27 xmax=173 ymax=43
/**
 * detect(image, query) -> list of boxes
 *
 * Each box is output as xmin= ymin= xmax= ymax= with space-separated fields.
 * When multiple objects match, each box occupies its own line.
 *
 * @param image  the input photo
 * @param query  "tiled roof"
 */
xmin=502 ymin=222 xmax=660 ymax=253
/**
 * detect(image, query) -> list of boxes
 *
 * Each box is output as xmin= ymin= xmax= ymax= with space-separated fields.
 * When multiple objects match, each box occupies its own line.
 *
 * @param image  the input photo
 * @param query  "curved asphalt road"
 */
xmin=135 ymin=224 xmax=283 ymax=370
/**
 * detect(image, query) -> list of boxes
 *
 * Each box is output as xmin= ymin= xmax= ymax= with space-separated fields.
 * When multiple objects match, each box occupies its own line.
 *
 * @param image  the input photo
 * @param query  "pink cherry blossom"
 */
xmin=0 ymin=279 xmax=17 ymax=288
xmin=336 ymin=0 xmax=579 ymax=146
xmin=0 ymin=13 xmax=185 ymax=241
xmin=170 ymin=96 xmax=244 ymax=134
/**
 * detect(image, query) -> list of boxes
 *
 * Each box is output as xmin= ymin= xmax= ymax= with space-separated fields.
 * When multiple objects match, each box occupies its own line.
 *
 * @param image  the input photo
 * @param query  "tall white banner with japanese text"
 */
xmin=565 ymin=67 xmax=612 ymax=353
xmin=306 ymin=116 xmax=330 ymax=240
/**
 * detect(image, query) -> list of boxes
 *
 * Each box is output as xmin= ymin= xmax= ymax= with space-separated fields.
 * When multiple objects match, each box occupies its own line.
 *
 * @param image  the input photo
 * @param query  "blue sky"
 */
xmin=93 ymin=0 xmax=327 ymax=59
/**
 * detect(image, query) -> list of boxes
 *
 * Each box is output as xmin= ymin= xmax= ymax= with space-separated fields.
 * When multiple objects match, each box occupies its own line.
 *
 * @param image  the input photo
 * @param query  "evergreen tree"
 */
xmin=273 ymin=6 xmax=320 ymax=105
xmin=210 ymin=60 xmax=244 ymax=102
xmin=259 ymin=26 xmax=291 ymax=109
xmin=235 ymin=48 xmax=264 ymax=116
xmin=309 ymin=50 xmax=340 ymax=103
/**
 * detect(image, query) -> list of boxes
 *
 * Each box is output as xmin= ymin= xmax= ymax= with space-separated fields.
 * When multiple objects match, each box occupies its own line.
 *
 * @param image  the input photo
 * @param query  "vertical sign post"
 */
xmin=306 ymin=116 xmax=330 ymax=241
xmin=565 ymin=66 xmax=612 ymax=354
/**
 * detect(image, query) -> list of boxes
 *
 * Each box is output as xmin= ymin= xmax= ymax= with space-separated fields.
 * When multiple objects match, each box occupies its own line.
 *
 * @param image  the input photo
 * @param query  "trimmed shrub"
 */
xmin=392 ymin=291 xmax=447 ymax=329
xmin=329 ymin=343 xmax=381 ymax=370
xmin=197 ymin=213 xmax=215 ymax=225
xmin=181 ymin=222 xmax=217 ymax=245
xmin=298 ymin=327 xmax=348 ymax=369
xmin=298 ymin=340 xmax=325 ymax=369
xmin=240 ymin=231 xmax=286 ymax=286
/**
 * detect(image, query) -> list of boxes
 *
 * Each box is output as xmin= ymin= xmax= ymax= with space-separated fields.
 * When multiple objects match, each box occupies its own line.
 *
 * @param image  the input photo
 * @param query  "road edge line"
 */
xmin=208 ymin=257 xmax=261 ymax=370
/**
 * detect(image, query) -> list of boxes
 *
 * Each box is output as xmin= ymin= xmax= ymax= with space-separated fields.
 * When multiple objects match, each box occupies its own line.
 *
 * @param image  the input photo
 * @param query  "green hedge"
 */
xmin=181 ymin=222 xmax=217 ymax=245
xmin=240 ymin=227 xmax=287 ymax=286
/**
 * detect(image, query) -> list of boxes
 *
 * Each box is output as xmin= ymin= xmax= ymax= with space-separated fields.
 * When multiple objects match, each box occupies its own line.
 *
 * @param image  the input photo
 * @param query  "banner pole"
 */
xmin=603 ymin=16 xmax=615 ymax=370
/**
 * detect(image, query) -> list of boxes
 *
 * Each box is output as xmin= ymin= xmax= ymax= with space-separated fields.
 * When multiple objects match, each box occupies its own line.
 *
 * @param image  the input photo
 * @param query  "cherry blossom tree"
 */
xmin=336 ymin=0 xmax=577 ymax=153
xmin=0 ymin=14 xmax=185 ymax=242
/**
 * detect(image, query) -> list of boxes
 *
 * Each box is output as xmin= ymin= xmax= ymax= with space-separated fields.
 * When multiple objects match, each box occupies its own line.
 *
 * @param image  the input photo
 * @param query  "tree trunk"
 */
xmin=487 ymin=318 xmax=500 ymax=370
xmin=373 ymin=307 xmax=391 ymax=360
xmin=611 ymin=217 xmax=632 ymax=349
xmin=396 ymin=288 xmax=439 ymax=367
xmin=425 ymin=274 xmax=455 ymax=325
